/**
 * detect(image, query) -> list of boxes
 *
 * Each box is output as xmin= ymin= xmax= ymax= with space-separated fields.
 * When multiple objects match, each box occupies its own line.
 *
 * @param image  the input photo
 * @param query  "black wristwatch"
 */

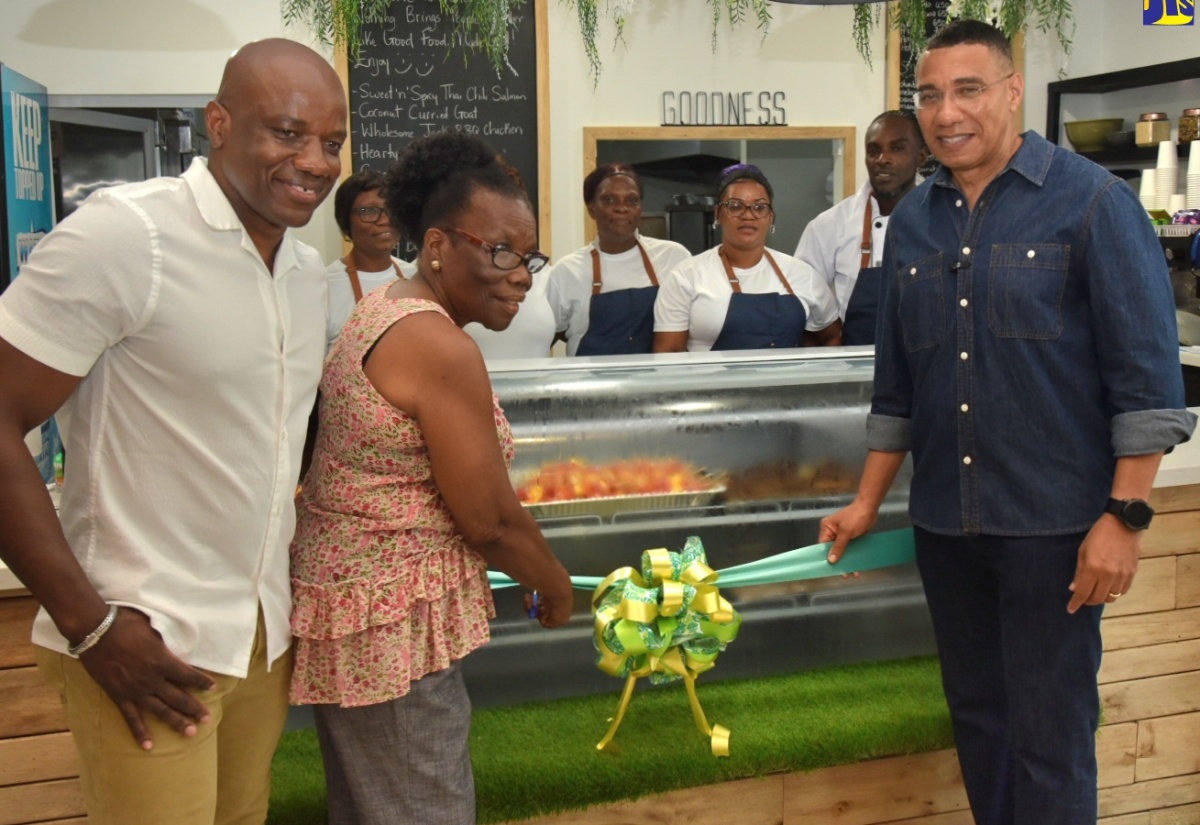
xmin=1104 ymin=497 xmax=1155 ymax=531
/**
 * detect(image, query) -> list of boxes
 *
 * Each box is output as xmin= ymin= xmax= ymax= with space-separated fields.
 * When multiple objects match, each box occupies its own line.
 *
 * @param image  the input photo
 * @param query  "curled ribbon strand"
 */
xmin=592 ymin=536 xmax=740 ymax=757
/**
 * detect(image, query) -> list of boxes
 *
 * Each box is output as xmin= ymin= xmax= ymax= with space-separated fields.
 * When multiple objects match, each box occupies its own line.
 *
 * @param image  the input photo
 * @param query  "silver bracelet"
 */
xmin=67 ymin=604 xmax=119 ymax=657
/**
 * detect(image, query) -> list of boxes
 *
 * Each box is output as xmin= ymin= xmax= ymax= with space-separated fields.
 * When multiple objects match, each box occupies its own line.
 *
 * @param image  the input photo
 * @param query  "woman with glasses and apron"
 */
xmin=325 ymin=170 xmax=417 ymax=349
xmin=653 ymin=164 xmax=841 ymax=353
xmin=546 ymin=164 xmax=691 ymax=356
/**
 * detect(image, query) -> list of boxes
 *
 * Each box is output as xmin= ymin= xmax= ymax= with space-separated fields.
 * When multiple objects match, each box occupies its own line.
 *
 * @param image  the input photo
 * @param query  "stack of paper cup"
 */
xmin=1139 ymin=173 xmax=1156 ymax=210
xmin=1156 ymin=140 xmax=1178 ymax=209
xmin=1168 ymin=193 xmax=1187 ymax=216
xmin=1188 ymin=146 xmax=1200 ymax=208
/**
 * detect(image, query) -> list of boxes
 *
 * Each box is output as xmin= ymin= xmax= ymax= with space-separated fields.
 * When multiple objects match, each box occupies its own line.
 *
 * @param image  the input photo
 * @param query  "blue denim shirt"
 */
xmin=868 ymin=131 xmax=1196 ymax=536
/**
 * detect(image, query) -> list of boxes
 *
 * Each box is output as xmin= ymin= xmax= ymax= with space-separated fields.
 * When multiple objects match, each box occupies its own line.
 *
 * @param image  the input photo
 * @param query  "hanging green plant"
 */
xmin=281 ymin=0 xmax=521 ymax=76
xmin=555 ymin=0 xmax=774 ymax=81
xmin=852 ymin=0 xmax=1073 ymax=69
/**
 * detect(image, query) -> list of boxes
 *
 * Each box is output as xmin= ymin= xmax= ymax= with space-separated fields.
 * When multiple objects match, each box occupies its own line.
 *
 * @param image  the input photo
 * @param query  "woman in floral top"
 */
xmin=289 ymin=131 xmax=573 ymax=825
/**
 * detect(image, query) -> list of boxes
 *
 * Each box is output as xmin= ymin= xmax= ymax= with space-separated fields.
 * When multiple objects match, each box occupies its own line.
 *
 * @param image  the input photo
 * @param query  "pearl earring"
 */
xmin=770 ymin=224 xmax=776 ymax=234
xmin=431 ymin=260 xmax=442 ymax=272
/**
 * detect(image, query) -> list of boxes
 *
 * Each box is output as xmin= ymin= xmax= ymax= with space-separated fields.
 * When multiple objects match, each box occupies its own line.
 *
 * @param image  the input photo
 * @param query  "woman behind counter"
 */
xmin=289 ymin=131 xmax=573 ymax=825
xmin=325 ymin=169 xmax=416 ymax=348
xmin=546 ymin=163 xmax=691 ymax=355
xmin=653 ymin=164 xmax=842 ymax=352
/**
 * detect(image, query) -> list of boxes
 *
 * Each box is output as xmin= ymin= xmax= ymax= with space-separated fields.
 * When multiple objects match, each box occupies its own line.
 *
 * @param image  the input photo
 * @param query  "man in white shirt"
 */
xmin=0 ymin=39 xmax=347 ymax=825
xmin=795 ymin=110 xmax=927 ymax=345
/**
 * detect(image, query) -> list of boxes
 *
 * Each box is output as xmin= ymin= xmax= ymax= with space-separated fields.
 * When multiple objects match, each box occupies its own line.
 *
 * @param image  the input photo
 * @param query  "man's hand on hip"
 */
xmin=78 ymin=607 xmax=216 ymax=749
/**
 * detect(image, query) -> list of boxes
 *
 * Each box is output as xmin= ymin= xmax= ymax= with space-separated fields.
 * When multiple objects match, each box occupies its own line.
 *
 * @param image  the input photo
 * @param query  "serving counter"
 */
xmin=463 ymin=347 xmax=934 ymax=707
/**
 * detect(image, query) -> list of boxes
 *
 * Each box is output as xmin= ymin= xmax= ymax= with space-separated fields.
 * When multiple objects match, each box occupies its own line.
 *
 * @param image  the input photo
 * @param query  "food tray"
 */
xmin=522 ymin=486 xmax=725 ymax=520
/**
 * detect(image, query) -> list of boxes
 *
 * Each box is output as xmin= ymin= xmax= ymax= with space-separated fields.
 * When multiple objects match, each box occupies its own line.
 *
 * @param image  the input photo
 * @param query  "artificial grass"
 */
xmin=268 ymin=655 xmax=953 ymax=825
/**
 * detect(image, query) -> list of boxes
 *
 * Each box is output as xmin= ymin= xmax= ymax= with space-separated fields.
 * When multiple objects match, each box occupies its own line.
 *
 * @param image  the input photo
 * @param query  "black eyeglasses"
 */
xmin=351 ymin=206 xmax=389 ymax=224
xmin=442 ymin=227 xmax=549 ymax=275
xmin=719 ymin=200 xmax=773 ymax=219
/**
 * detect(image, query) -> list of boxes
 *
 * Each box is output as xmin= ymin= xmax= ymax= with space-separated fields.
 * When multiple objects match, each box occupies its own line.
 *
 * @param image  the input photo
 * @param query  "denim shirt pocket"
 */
xmin=897 ymin=252 xmax=945 ymax=352
xmin=987 ymin=243 xmax=1070 ymax=340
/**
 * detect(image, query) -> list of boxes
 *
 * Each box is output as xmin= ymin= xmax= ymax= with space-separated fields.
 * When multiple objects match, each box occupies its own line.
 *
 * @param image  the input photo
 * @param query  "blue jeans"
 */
xmin=914 ymin=527 xmax=1103 ymax=825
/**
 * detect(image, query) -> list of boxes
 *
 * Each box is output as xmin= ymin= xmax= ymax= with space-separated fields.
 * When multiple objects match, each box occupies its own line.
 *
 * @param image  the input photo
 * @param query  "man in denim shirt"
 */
xmin=820 ymin=20 xmax=1196 ymax=825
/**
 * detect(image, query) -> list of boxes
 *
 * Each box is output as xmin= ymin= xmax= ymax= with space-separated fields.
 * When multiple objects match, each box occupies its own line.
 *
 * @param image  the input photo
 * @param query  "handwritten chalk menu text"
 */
xmin=897 ymin=0 xmax=950 ymax=178
xmin=348 ymin=0 xmax=539 ymax=223
xmin=897 ymin=0 xmax=951 ymax=116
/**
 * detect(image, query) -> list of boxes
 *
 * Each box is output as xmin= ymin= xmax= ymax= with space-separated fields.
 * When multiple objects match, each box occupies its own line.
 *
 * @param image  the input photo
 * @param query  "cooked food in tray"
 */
xmin=721 ymin=458 xmax=858 ymax=502
xmin=515 ymin=457 xmax=719 ymax=504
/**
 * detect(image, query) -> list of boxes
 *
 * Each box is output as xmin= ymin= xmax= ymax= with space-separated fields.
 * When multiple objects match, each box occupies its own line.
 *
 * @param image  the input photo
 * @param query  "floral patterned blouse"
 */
xmin=289 ymin=290 xmax=512 ymax=708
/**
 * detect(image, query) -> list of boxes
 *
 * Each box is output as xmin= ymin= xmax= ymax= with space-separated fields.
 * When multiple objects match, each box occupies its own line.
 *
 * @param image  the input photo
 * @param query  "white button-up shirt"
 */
xmin=0 ymin=158 xmax=327 ymax=676
xmin=795 ymin=182 xmax=888 ymax=319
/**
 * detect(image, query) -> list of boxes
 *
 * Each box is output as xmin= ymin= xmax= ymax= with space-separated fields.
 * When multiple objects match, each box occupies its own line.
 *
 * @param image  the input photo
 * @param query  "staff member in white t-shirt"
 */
xmin=654 ymin=164 xmax=841 ymax=352
xmin=795 ymin=110 xmax=927 ymax=345
xmin=326 ymin=170 xmax=416 ymax=347
xmin=463 ymin=264 xmax=556 ymax=359
xmin=546 ymin=163 xmax=691 ymax=356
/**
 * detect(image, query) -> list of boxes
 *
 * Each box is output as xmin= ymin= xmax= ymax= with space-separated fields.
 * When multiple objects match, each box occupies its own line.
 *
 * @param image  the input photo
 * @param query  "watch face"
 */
xmin=1123 ymin=500 xmax=1154 ymax=530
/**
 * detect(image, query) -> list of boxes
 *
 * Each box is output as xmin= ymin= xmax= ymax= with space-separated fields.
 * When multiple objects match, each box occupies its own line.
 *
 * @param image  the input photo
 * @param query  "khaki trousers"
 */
xmin=35 ymin=613 xmax=292 ymax=825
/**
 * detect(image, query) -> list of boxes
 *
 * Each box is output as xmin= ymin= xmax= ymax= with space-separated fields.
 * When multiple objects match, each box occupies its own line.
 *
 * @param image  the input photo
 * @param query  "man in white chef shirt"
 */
xmin=795 ymin=110 xmax=927 ymax=345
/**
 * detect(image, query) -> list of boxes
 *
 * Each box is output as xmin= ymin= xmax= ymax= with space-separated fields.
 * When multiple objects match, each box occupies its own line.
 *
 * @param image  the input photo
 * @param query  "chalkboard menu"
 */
xmin=348 ymin=0 xmax=540 ymax=251
xmin=896 ymin=0 xmax=952 ymax=117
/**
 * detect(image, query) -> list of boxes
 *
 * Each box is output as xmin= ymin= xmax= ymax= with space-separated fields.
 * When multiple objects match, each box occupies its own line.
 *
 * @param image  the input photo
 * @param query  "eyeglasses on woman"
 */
xmin=442 ymin=227 xmax=549 ymax=275
xmin=351 ymin=206 xmax=390 ymax=224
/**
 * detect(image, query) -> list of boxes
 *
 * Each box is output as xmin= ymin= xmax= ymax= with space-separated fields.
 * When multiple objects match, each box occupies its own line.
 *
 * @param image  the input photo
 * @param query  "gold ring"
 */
xmin=1108 ymin=592 xmax=1123 ymax=599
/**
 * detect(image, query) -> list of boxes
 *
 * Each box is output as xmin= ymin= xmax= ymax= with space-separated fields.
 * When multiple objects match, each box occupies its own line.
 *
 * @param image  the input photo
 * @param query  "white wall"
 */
xmin=0 ymin=0 xmax=344 ymax=254
xmin=543 ymin=1 xmax=887 ymax=256
xmin=0 ymin=0 xmax=311 ymax=94
xmin=1022 ymin=6 xmax=1200 ymax=145
xmin=0 ymin=0 xmax=1185 ymax=261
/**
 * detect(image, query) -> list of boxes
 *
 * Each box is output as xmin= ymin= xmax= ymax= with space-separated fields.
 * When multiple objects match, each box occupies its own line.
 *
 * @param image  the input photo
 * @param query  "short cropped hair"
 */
xmin=925 ymin=19 xmax=1014 ymax=68
xmin=869 ymin=110 xmax=925 ymax=147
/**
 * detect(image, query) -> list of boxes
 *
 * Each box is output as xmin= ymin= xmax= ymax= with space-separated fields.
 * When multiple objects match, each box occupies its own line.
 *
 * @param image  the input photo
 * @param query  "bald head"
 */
xmin=216 ymin=38 xmax=342 ymax=112
xmin=205 ymin=38 xmax=348 ymax=266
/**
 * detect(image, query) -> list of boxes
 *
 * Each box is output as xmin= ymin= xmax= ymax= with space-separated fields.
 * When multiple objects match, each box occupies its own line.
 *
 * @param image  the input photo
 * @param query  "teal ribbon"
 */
xmin=486 ymin=527 xmax=915 ymax=590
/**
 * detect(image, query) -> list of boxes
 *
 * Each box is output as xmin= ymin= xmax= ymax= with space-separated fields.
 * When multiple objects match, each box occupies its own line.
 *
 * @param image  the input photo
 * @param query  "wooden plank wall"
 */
xmin=0 ymin=594 xmax=87 ymax=825
xmin=507 ymin=484 xmax=1200 ymax=825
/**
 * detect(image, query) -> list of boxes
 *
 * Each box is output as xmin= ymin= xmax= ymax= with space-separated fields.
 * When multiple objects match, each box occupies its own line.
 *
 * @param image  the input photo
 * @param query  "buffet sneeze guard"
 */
xmin=461 ymin=348 xmax=936 ymax=707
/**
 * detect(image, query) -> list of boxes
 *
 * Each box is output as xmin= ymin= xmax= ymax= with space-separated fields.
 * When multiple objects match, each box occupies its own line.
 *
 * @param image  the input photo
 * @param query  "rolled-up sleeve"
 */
xmin=1083 ymin=179 xmax=1196 ymax=454
xmin=866 ymin=413 xmax=911 ymax=452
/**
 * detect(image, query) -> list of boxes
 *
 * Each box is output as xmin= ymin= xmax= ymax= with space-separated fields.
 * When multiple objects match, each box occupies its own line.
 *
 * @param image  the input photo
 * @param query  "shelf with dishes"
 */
xmin=1046 ymin=56 xmax=1200 ymax=169
xmin=1075 ymin=142 xmax=1192 ymax=166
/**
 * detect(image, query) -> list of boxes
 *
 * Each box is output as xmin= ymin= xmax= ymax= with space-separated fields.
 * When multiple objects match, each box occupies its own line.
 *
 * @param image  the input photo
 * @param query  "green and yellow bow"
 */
xmin=591 ymin=536 xmax=741 ymax=757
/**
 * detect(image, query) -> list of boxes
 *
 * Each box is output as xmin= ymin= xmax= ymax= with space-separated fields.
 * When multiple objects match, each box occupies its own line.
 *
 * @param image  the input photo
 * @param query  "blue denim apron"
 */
xmin=576 ymin=243 xmax=659 ymax=356
xmin=841 ymin=206 xmax=882 ymax=346
xmin=711 ymin=248 xmax=806 ymax=351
